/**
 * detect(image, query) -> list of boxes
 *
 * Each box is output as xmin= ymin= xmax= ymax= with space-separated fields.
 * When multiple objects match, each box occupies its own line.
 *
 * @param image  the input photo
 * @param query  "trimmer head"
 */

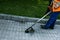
xmin=25 ymin=27 xmax=35 ymax=33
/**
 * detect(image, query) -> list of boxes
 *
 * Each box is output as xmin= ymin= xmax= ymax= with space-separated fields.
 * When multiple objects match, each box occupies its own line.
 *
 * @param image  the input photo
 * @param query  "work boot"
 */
xmin=49 ymin=26 xmax=54 ymax=29
xmin=41 ymin=25 xmax=48 ymax=29
xmin=40 ymin=25 xmax=54 ymax=29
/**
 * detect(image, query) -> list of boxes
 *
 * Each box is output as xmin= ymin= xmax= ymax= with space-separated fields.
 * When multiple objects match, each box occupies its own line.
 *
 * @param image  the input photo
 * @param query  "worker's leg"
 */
xmin=49 ymin=19 xmax=56 ymax=29
xmin=43 ymin=12 xmax=59 ymax=29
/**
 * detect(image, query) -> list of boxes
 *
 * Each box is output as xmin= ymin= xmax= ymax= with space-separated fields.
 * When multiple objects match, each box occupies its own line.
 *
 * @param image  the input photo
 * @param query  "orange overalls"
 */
xmin=48 ymin=0 xmax=60 ymax=12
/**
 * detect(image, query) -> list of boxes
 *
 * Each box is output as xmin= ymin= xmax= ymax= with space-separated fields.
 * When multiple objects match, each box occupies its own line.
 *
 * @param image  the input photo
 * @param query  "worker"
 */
xmin=41 ymin=0 xmax=60 ymax=29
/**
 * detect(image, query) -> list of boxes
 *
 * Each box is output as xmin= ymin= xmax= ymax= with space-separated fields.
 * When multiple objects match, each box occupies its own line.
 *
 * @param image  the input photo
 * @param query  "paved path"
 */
xmin=0 ymin=19 xmax=60 ymax=40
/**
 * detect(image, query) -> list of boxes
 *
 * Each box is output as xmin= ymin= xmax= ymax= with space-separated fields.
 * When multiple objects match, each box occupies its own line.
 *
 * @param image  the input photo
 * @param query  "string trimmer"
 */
xmin=25 ymin=11 xmax=51 ymax=33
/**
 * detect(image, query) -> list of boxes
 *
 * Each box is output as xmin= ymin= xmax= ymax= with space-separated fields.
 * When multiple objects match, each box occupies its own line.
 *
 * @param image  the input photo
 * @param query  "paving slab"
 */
xmin=0 ymin=19 xmax=60 ymax=40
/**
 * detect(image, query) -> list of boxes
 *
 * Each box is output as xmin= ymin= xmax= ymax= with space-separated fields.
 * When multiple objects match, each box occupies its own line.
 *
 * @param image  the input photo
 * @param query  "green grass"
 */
xmin=0 ymin=0 xmax=60 ymax=19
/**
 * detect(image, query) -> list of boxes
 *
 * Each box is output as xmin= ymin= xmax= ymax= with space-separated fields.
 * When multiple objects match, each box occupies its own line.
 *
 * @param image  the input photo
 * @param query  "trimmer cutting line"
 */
xmin=25 ymin=11 xmax=51 ymax=33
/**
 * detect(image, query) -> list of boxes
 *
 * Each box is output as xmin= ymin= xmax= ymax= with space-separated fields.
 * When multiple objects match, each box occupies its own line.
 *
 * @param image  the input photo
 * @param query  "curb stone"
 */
xmin=0 ymin=14 xmax=60 ymax=25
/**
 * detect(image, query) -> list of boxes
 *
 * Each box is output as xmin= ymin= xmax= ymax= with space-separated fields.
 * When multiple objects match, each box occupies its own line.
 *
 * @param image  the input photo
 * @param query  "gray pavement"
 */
xmin=0 ymin=19 xmax=60 ymax=40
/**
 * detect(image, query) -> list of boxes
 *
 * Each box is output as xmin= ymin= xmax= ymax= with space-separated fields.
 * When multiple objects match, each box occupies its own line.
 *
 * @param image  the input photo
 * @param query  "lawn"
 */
xmin=0 ymin=0 xmax=60 ymax=19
